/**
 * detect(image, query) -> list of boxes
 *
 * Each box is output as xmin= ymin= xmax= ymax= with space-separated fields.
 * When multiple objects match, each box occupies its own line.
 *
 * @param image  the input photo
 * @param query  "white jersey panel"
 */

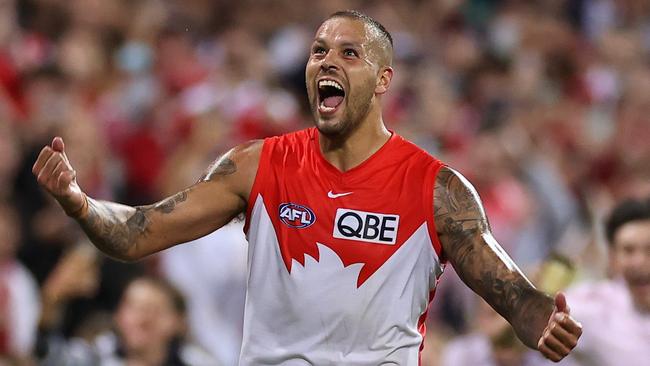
xmin=240 ymin=195 xmax=443 ymax=365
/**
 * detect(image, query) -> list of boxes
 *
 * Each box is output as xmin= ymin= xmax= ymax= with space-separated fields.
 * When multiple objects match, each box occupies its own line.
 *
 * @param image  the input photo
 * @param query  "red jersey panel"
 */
xmin=240 ymin=128 xmax=445 ymax=365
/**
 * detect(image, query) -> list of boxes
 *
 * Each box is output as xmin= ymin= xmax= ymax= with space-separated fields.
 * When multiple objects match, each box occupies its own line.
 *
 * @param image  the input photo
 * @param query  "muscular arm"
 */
xmin=38 ymin=140 xmax=262 ymax=262
xmin=434 ymin=166 xmax=554 ymax=349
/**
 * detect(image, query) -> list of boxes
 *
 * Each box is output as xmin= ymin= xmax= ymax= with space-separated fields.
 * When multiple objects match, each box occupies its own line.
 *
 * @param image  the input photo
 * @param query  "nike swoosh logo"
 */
xmin=327 ymin=190 xmax=353 ymax=199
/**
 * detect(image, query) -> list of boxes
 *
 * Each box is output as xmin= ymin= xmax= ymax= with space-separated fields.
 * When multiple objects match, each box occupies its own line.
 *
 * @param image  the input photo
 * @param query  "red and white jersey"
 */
xmin=241 ymin=128 xmax=446 ymax=365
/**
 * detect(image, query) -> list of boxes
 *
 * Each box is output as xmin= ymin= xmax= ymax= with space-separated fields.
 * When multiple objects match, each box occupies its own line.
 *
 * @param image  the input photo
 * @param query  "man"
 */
xmin=545 ymin=198 xmax=650 ymax=366
xmin=33 ymin=10 xmax=581 ymax=365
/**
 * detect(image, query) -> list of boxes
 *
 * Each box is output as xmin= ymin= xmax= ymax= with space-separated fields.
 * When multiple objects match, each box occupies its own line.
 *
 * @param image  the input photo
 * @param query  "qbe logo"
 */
xmin=333 ymin=208 xmax=399 ymax=245
xmin=279 ymin=203 xmax=316 ymax=228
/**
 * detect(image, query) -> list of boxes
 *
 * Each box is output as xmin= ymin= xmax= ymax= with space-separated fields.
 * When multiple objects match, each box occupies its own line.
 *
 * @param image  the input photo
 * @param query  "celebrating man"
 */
xmin=33 ymin=10 xmax=581 ymax=365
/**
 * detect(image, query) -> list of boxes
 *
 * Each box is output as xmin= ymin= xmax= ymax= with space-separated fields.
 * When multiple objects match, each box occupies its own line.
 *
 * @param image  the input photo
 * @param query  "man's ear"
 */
xmin=375 ymin=66 xmax=393 ymax=95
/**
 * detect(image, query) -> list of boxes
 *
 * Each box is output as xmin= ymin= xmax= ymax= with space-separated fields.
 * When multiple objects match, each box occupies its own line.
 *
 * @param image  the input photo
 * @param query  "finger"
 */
xmin=38 ymin=156 xmax=64 ymax=187
xmin=33 ymin=146 xmax=54 ymax=175
xmin=542 ymin=331 xmax=571 ymax=357
xmin=554 ymin=312 xmax=583 ymax=336
xmin=51 ymin=160 xmax=70 ymax=190
xmin=550 ymin=322 xmax=579 ymax=349
xmin=52 ymin=136 xmax=65 ymax=153
xmin=51 ymin=136 xmax=74 ymax=168
xmin=554 ymin=292 xmax=569 ymax=314
xmin=538 ymin=341 xmax=563 ymax=362
xmin=36 ymin=153 xmax=62 ymax=185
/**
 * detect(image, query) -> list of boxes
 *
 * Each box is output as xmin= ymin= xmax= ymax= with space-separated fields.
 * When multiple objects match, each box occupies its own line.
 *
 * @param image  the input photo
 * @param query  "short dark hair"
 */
xmin=328 ymin=10 xmax=393 ymax=49
xmin=605 ymin=197 xmax=650 ymax=245
xmin=126 ymin=276 xmax=187 ymax=315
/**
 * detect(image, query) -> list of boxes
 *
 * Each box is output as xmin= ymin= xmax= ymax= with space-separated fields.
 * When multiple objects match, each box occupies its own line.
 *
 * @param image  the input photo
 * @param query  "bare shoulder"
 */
xmin=200 ymin=139 xmax=264 ymax=200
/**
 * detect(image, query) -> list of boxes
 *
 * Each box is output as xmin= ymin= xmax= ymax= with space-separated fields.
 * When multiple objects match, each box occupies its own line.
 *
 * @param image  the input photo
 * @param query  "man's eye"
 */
xmin=344 ymin=49 xmax=358 ymax=57
xmin=313 ymin=47 xmax=326 ymax=55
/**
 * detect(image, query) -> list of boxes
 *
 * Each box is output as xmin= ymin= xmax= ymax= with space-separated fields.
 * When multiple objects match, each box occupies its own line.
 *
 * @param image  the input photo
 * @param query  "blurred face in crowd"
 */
xmin=611 ymin=219 xmax=650 ymax=312
xmin=305 ymin=16 xmax=392 ymax=138
xmin=115 ymin=279 xmax=185 ymax=353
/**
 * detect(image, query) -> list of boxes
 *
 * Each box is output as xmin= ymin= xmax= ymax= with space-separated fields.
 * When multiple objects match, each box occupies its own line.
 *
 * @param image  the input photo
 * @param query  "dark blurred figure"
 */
xmin=0 ymin=204 xmax=40 ymax=365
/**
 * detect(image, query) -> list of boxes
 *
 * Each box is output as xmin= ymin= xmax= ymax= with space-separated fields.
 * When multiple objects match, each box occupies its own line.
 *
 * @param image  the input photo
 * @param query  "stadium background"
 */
xmin=1 ymin=0 xmax=649 ymax=364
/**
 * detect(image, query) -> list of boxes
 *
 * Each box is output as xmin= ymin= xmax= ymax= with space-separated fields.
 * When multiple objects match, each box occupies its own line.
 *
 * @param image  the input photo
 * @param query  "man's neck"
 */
xmin=318 ymin=115 xmax=391 ymax=172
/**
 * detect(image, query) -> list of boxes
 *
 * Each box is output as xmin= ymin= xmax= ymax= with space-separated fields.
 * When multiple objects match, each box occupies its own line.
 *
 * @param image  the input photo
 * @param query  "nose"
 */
xmin=320 ymin=49 xmax=340 ymax=72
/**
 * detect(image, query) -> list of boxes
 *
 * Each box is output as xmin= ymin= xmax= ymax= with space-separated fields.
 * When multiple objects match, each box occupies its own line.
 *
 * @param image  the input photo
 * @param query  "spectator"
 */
xmin=539 ymin=197 xmax=650 ymax=366
xmin=38 ymin=272 xmax=215 ymax=366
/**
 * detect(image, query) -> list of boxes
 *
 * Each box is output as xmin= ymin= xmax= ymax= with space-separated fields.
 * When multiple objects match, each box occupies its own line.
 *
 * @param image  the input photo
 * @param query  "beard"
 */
xmin=310 ymin=80 xmax=375 ymax=139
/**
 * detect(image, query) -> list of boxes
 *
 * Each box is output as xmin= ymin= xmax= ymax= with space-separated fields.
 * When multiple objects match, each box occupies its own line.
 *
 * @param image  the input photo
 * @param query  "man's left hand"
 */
xmin=537 ymin=292 xmax=582 ymax=362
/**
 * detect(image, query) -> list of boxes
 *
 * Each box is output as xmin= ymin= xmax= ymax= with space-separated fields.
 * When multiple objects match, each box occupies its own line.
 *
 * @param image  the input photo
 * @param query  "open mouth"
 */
xmin=627 ymin=274 xmax=650 ymax=294
xmin=317 ymin=79 xmax=345 ymax=114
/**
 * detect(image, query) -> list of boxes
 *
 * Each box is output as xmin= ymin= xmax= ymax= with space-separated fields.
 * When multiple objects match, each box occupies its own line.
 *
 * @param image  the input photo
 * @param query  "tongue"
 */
xmin=323 ymin=96 xmax=343 ymax=108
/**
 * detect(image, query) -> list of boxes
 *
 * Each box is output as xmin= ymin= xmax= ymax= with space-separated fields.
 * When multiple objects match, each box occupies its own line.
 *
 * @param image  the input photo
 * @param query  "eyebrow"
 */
xmin=340 ymin=42 xmax=362 ymax=50
xmin=312 ymin=38 xmax=363 ymax=49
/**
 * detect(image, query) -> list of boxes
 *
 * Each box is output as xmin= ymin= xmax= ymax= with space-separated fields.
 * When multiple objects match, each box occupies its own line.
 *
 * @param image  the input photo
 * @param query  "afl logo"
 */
xmin=279 ymin=203 xmax=316 ymax=228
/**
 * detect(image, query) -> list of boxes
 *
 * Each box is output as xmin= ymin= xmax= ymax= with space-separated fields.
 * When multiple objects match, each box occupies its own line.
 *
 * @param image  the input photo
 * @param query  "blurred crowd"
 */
xmin=1 ymin=0 xmax=649 ymax=365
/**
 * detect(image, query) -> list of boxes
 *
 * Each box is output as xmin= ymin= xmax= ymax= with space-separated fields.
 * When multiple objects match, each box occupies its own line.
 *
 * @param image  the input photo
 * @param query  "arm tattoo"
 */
xmin=201 ymin=157 xmax=237 ymax=181
xmin=78 ymin=199 xmax=153 ymax=260
xmin=153 ymin=190 xmax=188 ymax=214
xmin=78 ymin=189 xmax=191 ymax=260
xmin=434 ymin=167 xmax=553 ymax=349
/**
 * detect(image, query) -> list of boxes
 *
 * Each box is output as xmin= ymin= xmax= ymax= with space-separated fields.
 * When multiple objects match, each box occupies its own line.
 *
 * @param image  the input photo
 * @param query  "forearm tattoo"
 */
xmin=78 ymin=200 xmax=150 ymax=260
xmin=78 ymin=189 xmax=190 ymax=260
xmin=434 ymin=167 xmax=553 ymax=348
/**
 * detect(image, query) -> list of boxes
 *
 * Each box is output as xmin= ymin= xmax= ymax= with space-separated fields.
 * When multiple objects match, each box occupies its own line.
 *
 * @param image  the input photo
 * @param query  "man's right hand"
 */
xmin=32 ymin=137 xmax=87 ymax=217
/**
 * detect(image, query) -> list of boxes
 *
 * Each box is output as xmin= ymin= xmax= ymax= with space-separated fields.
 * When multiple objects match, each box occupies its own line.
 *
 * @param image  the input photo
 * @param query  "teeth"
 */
xmin=318 ymin=99 xmax=336 ymax=112
xmin=318 ymin=79 xmax=343 ymax=91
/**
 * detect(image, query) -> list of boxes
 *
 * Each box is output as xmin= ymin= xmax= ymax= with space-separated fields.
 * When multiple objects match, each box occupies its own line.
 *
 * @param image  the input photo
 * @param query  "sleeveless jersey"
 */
xmin=240 ymin=128 xmax=446 ymax=365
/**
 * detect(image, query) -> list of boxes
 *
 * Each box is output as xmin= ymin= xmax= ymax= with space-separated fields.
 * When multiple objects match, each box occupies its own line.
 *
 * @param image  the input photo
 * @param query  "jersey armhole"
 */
xmin=424 ymin=162 xmax=447 ymax=264
xmin=243 ymin=138 xmax=272 ymax=235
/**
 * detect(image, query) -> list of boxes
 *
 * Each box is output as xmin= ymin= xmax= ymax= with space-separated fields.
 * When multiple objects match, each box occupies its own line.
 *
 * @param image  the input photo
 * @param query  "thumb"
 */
xmin=554 ymin=292 xmax=570 ymax=314
xmin=51 ymin=136 xmax=65 ymax=153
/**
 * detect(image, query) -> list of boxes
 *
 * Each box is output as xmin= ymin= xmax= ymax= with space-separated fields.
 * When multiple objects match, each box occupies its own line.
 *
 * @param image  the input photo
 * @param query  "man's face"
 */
xmin=612 ymin=219 xmax=650 ymax=312
xmin=305 ymin=17 xmax=384 ymax=137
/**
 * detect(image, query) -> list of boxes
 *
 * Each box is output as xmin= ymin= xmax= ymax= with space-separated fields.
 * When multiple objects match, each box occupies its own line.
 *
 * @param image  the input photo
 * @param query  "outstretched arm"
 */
xmin=434 ymin=166 xmax=581 ymax=362
xmin=33 ymin=137 xmax=262 ymax=261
